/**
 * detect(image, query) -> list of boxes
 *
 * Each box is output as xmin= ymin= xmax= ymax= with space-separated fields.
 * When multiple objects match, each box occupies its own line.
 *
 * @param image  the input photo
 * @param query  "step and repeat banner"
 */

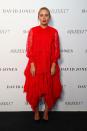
xmin=0 ymin=0 xmax=87 ymax=111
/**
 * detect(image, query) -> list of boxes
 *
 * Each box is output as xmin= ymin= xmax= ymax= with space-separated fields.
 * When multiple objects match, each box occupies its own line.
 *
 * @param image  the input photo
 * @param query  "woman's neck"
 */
xmin=40 ymin=24 xmax=48 ymax=28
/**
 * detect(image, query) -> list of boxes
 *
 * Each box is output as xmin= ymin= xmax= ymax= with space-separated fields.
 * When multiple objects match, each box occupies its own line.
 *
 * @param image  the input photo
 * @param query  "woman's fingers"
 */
xmin=51 ymin=66 xmax=56 ymax=75
xmin=30 ymin=65 xmax=36 ymax=76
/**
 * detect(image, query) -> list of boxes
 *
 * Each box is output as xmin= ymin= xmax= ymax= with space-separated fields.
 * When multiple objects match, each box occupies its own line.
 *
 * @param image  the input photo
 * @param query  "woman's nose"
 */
xmin=43 ymin=15 xmax=46 ymax=18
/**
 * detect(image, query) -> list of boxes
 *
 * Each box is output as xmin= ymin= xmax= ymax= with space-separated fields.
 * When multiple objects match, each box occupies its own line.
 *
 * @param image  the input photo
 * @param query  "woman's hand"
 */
xmin=51 ymin=62 xmax=56 ymax=76
xmin=30 ymin=62 xmax=36 ymax=76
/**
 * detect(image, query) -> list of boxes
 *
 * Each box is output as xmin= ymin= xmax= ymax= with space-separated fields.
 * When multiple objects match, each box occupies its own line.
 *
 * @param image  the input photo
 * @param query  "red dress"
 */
xmin=23 ymin=25 xmax=62 ymax=111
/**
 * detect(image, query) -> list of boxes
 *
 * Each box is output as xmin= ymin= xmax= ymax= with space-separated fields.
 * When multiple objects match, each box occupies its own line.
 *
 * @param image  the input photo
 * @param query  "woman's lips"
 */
xmin=42 ymin=20 xmax=46 ymax=22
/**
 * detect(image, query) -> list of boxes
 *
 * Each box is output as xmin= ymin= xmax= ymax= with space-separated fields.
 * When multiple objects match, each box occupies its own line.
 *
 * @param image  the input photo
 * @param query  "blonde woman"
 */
xmin=23 ymin=7 xmax=62 ymax=121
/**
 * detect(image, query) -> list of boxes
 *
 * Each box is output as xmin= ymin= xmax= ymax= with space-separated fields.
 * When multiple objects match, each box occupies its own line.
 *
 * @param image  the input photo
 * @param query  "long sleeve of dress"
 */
xmin=26 ymin=28 xmax=34 ymax=63
xmin=51 ymin=30 xmax=60 ymax=64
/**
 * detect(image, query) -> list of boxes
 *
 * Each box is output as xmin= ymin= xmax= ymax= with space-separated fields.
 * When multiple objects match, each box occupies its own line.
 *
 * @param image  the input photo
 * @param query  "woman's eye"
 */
xmin=40 ymin=14 xmax=43 ymax=17
xmin=45 ymin=14 xmax=49 ymax=17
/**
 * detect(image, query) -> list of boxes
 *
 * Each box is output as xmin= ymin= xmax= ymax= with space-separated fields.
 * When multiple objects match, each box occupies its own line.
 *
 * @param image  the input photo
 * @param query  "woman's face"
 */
xmin=38 ymin=9 xmax=50 ymax=26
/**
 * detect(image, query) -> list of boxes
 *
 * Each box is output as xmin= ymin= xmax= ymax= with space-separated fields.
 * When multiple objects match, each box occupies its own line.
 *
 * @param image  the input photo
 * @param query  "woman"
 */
xmin=23 ymin=7 xmax=62 ymax=121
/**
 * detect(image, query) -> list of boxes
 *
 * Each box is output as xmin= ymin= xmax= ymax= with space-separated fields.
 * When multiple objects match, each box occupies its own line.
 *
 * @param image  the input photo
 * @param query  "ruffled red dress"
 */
xmin=23 ymin=25 xmax=62 ymax=111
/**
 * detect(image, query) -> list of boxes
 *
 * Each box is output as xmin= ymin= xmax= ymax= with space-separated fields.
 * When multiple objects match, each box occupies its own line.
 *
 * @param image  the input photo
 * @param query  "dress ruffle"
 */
xmin=23 ymin=61 xmax=62 ymax=111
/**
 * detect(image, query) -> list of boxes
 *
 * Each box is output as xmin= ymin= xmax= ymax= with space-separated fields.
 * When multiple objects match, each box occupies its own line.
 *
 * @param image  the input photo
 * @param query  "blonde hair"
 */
xmin=38 ymin=7 xmax=51 ymax=19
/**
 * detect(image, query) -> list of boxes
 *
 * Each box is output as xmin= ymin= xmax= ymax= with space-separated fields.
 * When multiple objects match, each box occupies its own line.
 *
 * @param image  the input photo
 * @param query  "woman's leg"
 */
xmin=34 ymin=105 xmax=40 ymax=120
xmin=43 ymin=97 xmax=49 ymax=120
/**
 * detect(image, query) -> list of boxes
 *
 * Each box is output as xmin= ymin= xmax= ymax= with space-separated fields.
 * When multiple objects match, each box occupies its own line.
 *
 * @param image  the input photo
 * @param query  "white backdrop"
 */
xmin=0 ymin=0 xmax=87 ymax=111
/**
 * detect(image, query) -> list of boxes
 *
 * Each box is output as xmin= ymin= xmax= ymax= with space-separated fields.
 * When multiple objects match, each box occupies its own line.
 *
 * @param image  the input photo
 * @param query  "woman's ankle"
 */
xmin=34 ymin=111 xmax=40 ymax=120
